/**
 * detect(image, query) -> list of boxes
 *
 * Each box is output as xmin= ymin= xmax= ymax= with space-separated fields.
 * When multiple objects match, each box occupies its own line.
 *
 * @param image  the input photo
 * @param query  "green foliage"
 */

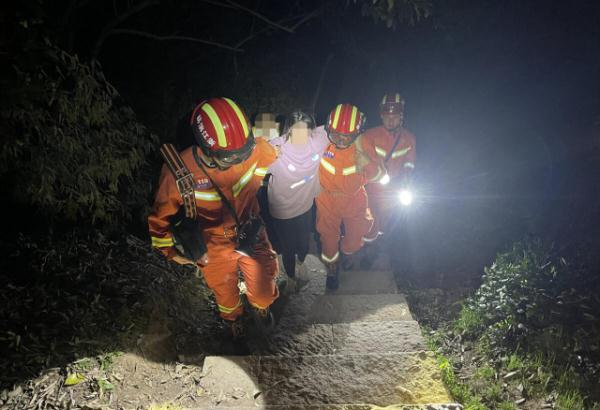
xmin=0 ymin=37 xmax=157 ymax=227
xmin=445 ymin=238 xmax=600 ymax=408
xmin=455 ymin=305 xmax=484 ymax=334
xmin=457 ymin=239 xmax=600 ymax=356
xmin=356 ymin=0 xmax=432 ymax=29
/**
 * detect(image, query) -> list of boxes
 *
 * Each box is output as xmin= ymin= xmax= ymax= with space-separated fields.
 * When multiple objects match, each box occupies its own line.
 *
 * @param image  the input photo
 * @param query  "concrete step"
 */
xmin=252 ymin=321 xmax=426 ymax=356
xmin=332 ymin=269 xmax=397 ymax=295
xmin=309 ymin=294 xmax=413 ymax=324
xmin=198 ymin=352 xmax=452 ymax=407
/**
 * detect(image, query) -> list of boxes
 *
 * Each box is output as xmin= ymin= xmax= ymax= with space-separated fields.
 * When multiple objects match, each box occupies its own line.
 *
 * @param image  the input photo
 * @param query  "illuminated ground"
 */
xmin=194 ymin=255 xmax=459 ymax=409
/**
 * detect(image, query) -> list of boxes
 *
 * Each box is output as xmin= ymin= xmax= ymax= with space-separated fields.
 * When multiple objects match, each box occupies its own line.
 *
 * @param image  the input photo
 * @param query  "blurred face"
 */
xmin=288 ymin=122 xmax=310 ymax=145
xmin=381 ymin=113 xmax=403 ymax=132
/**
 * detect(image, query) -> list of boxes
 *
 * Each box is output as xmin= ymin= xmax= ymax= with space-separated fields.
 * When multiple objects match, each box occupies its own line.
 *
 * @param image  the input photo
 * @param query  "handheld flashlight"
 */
xmin=379 ymin=173 xmax=390 ymax=185
xmin=398 ymin=189 xmax=413 ymax=206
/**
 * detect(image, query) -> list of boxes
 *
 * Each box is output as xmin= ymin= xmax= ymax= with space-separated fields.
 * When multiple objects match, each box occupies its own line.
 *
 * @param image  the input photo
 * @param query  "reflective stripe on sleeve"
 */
xmin=342 ymin=165 xmax=357 ymax=176
xmin=320 ymin=158 xmax=336 ymax=174
xmin=254 ymin=167 xmax=268 ymax=177
xmin=375 ymin=146 xmax=387 ymax=157
xmin=151 ymin=236 xmax=175 ymax=248
xmin=404 ymin=162 xmax=415 ymax=169
xmin=391 ymin=146 xmax=412 ymax=159
xmin=233 ymin=162 xmax=257 ymax=197
xmin=369 ymin=165 xmax=385 ymax=182
xmin=195 ymin=191 xmax=221 ymax=201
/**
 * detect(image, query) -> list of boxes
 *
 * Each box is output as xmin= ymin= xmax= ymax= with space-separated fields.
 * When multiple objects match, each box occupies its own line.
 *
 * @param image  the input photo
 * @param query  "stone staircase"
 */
xmin=196 ymin=255 xmax=461 ymax=409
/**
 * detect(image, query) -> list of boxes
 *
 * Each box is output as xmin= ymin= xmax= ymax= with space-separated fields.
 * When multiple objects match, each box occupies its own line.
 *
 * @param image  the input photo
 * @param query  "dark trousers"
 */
xmin=271 ymin=207 xmax=313 ymax=277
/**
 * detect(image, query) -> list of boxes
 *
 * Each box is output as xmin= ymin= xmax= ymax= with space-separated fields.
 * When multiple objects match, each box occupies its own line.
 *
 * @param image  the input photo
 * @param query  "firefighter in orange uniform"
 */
xmin=363 ymin=93 xmax=416 ymax=249
xmin=317 ymin=103 xmax=385 ymax=290
xmin=148 ymin=97 xmax=279 ymax=336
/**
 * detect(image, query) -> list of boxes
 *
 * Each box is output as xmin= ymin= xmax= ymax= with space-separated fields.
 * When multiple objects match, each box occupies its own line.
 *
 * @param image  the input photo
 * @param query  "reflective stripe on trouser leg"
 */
xmin=315 ymin=192 xmax=343 ymax=266
xmin=202 ymin=253 xmax=245 ymax=321
xmin=237 ymin=233 xmax=279 ymax=311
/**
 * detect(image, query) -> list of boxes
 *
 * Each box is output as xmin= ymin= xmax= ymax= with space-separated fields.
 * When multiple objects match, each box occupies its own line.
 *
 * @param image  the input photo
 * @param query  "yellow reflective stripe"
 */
xmin=151 ymin=236 xmax=174 ymax=248
xmin=201 ymin=103 xmax=227 ymax=148
xmin=233 ymin=162 xmax=257 ymax=197
xmin=375 ymin=146 xmax=387 ymax=157
xmin=218 ymin=298 xmax=242 ymax=314
xmin=321 ymin=251 xmax=339 ymax=263
xmin=342 ymin=165 xmax=357 ymax=176
xmin=369 ymin=165 xmax=384 ymax=182
xmin=395 ymin=93 xmax=401 ymax=103
xmin=332 ymin=104 xmax=342 ymax=129
xmin=224 ymin=97 xmax=249 ymax=139
xmin=349 ymin=106 xmax=358 ymax=132
xmin=391 ymin=146 xmax=412 ymax=159
xmin=254 ymin=167 xmax=268 ymax=177
xmin=320 ymin=158 xmax=336 ymax=174
xmin=194 ymin=191 xmax=221 ymax=201
xmin=404 ymin=162 xmax=415 ymax=169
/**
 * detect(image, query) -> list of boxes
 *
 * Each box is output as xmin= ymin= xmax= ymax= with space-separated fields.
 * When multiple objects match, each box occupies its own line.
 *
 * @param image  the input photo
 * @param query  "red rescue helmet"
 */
xmin=379 ymin=93 xmax=405 ymax=115
xmin=325 ymin=103 xmax=366 ymax=149
xmin=190 ymin=97 xmax=254 ymax=165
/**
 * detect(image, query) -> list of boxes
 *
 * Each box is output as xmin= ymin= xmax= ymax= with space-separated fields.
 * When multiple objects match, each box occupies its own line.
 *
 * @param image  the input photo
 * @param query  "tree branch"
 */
xmin=92 ymin=0 xmax=160 ymax=61
xmin=234 ymin=8 xmax=322 ymax=49
xmin=110 ymin=29 xmax=243 ymax=52
xmin=225 ymin=0 xmax=295 ymax=33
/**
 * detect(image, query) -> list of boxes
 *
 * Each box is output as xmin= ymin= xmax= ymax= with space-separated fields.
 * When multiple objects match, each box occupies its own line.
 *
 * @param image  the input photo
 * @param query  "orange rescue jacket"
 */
xmin=319 ymin=135 xmax=384 ymax=196
xmin=362 ymin=126 xmax=416 ymax=178
xmin=148 ymin=138 xmax=276 ymax=258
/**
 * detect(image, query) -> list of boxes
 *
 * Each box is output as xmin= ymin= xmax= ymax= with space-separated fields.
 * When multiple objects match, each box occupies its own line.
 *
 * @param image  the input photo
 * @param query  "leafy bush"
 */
xmin=458 ymin=240 xmax=600 ymax=351
xmin=0 ymin=37 xmax=157 ymax=227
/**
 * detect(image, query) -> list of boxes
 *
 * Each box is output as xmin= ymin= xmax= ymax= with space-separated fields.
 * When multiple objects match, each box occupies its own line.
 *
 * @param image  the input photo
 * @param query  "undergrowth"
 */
xmin=428 ymin=239 xmax=600 ymax=409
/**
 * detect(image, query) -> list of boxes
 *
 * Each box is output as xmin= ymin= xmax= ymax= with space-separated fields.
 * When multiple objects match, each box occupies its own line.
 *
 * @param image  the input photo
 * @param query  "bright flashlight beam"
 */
xmin=398 ymin=189 xmax=413 ymax=206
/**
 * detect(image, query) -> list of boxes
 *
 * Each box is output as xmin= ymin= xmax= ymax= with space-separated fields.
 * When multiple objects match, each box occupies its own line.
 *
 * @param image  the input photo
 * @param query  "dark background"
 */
xmin=4 ymin=0 xmax=600 ymax=280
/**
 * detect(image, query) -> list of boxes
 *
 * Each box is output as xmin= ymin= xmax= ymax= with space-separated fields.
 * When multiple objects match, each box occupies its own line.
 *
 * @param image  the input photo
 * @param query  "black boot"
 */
xmin=325 ymin=261 xmax=339 ymax=290
xmin=341 ymin=253 xmax=355 ymax=271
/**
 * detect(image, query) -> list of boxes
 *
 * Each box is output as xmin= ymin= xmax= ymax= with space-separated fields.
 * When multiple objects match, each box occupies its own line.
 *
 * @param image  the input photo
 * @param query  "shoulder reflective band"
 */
xmin=375 ymin=146 xmax=387 ymax=157
xmin=342 ymin=165 xmax=357 ymax=176
xmin=254 ymin=167 xmax=268 ymax=177
xmin=320 ymin=158 xmax=336 ymax=174
xmin=321 ymin=251 xmax=339 ymax=263
xmin=404 ymin=162 xmax=415 ymax=169
xmin=391 ymin=146 xmax=412 ymax=159
xmin=194 ymin=191 xmax=221 ymax=201
xmin=233 ymin=162 xmax=257 ymax=197
xmin=152 ymin=236 xmax=175 ymax=248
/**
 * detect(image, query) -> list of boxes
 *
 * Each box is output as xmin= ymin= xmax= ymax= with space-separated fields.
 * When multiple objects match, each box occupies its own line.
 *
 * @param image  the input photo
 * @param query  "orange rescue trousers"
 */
xmin=316 ymin=188 xmax=374 ymax=263
xmin=201 ymin=229 xmax=279 ymax=321
xmin=364 ymin=182 xmax=396 ymax=242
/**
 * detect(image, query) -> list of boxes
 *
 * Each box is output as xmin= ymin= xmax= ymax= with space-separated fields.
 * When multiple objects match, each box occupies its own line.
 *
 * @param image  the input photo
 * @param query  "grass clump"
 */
xmin=429 ymin=239 xmax=600 ymax=409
